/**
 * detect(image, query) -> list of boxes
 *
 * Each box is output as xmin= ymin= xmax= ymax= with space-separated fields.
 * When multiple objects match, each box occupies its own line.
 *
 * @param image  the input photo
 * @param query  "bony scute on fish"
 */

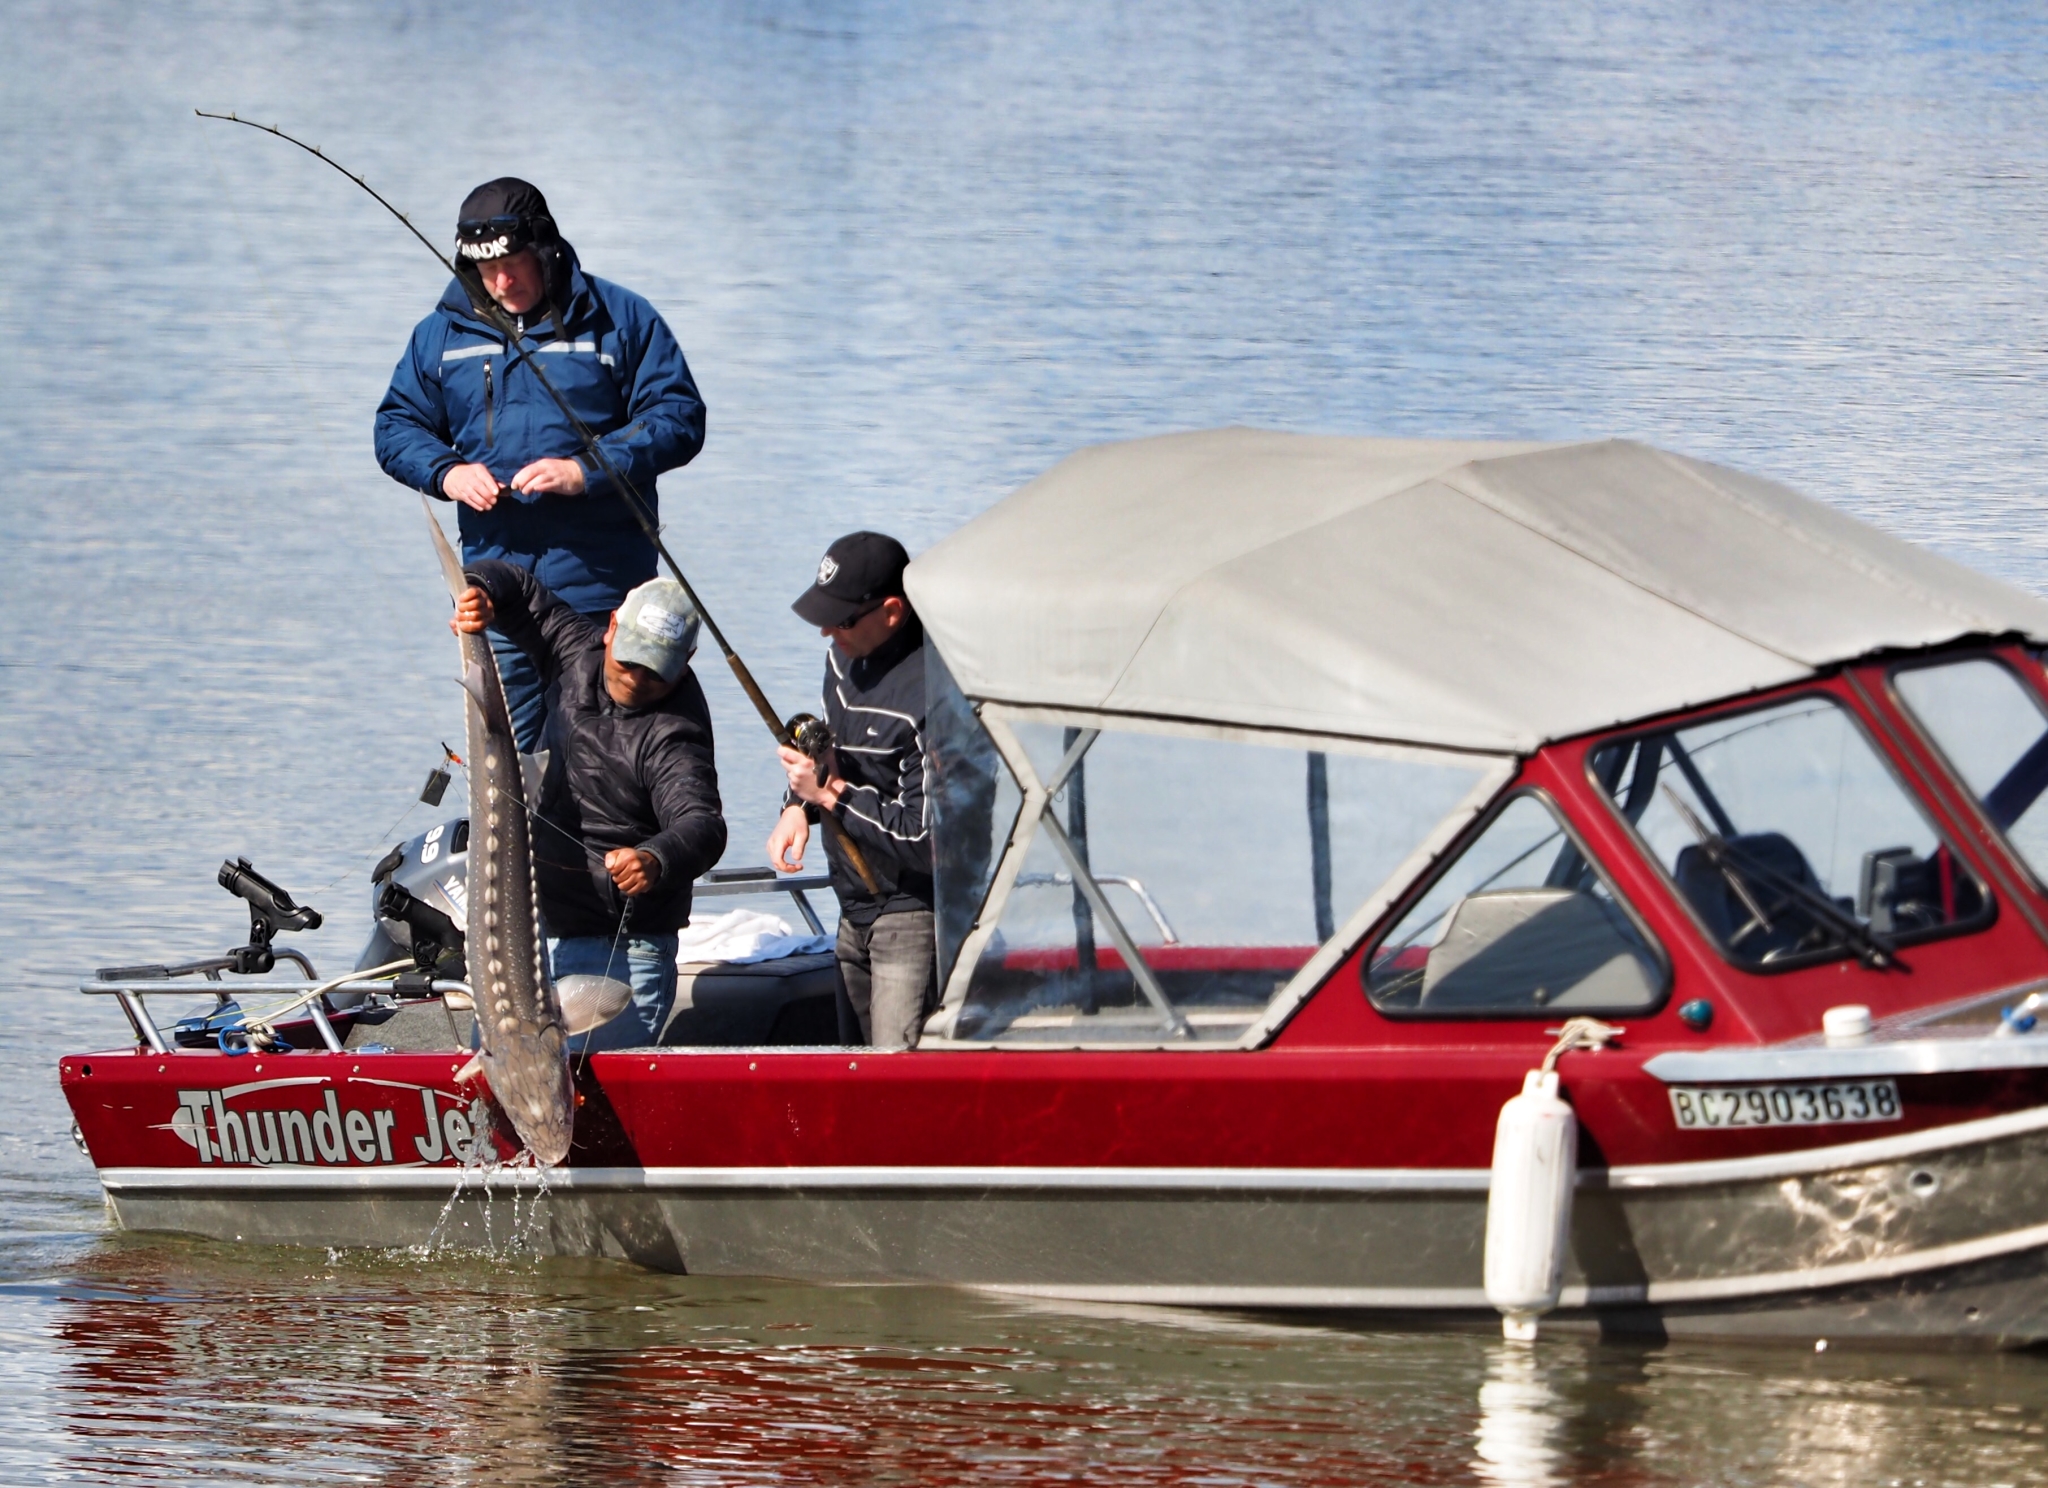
xmin=421 ymin=497 xmax=576 ymax=1168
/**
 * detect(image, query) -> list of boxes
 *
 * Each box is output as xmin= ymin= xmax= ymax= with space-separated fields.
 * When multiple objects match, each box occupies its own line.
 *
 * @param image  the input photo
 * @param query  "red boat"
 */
xmin=61 ymin=431 xmax=2048 ymax=1345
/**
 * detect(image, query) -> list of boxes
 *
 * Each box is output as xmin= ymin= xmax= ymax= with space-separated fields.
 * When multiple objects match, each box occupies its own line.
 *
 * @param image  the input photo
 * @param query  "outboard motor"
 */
xmin=356 ymin=818 xmax=472 ymax=984
xmin=356 ymin=809 xmax=631 ymax=1041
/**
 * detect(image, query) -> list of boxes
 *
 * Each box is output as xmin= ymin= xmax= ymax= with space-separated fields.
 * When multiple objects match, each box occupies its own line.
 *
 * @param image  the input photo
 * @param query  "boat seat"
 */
xmin=659 ymin=952 xmax=846 ymax=1046
xmin=1673 ymin=831 xmax=1826 ymax=957
xmin=1418 ymin=887 xmax=1658 ymax=1010
xmin=341 ymin=998 xmax=476 ymax=1051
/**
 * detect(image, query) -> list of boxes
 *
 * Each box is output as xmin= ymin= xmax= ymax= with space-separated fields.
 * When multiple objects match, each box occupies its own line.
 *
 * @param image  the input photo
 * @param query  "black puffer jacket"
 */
xmin=466 ymin=560 xmax=726 ymax=938
xmin=792 ymin=619 xmax=933 ymax=926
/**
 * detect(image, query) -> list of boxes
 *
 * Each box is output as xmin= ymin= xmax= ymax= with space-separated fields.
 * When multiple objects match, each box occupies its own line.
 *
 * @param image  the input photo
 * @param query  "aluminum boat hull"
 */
xmin=70 ymin=1043 xmax=2048 ymax=1347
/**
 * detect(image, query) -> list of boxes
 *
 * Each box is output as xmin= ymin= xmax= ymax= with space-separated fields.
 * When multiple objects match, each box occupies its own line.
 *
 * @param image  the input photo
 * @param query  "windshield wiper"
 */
xmin=1662 ymin=787 xmax=1901 ymax=969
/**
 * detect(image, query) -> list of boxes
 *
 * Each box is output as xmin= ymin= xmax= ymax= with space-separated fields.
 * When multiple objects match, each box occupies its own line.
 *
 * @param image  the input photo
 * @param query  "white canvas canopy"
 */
xmin=905 ymin=429 xmax=2048 ymax=756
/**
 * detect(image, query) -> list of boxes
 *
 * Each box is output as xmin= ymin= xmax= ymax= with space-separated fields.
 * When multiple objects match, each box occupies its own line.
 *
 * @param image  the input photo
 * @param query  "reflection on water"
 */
xmin=27 ymin=1245 xmax=1494 ymax=1485
xmin=1474 ymin=1346 xmax=1566 ymax=1488
xmin=19 ymin=1241 xmax=2048 ymax=1486
xmin=9 ymin=0 xmax=2048 ymax=1479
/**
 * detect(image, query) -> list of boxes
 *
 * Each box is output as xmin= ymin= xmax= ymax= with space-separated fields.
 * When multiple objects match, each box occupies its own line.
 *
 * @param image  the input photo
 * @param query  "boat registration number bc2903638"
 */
xmin=1669 ymin=1080 xmax=1901 ymax=1130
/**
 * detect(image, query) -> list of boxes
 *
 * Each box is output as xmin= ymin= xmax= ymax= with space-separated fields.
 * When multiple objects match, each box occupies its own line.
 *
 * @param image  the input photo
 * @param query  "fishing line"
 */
xmin=195 ymin=109 xmax=883 ymax=893
xmin=199 ymin=123 xmax=480 ymax=891
xmin=305 ymin=795 xmax=428 ymax=898
xmin=440 ymin=740 xmax=668 ymax=890
xmin=196 ymin=126 xmax=347 ymax=489
xmin=194 ymin=111 xmax=761 ymax=719
xmin=574 ymin=898 xmax=638 ymax=1077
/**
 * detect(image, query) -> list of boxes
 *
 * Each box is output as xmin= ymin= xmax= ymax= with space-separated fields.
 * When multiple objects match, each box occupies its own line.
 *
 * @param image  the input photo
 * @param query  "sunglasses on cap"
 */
xmin=457 ymin=214 xmax=534 ymax=239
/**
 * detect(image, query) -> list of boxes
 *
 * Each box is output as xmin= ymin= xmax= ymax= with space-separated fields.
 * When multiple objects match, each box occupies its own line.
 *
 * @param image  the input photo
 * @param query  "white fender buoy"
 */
xmin=1483 ymin=1068 xmax=1578 ymax=1342
xmin=1482 ymin=1017 xmax=1621 ymax=1342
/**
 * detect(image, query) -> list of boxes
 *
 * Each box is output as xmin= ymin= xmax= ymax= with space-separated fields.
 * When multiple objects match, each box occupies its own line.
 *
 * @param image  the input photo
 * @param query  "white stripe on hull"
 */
xmin=96 ymin=1099 xmax=2048 ymax=1197
xmin=98 ymin=1163 xmax=1492 ymax=1194
xmin=984 ymin=1219 xmax=2048 ymax=1311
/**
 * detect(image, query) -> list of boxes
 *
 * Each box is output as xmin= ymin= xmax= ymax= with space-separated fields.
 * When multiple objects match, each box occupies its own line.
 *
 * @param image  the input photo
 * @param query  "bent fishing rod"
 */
xmin=199 ymin=110 xmax=880 ymax=889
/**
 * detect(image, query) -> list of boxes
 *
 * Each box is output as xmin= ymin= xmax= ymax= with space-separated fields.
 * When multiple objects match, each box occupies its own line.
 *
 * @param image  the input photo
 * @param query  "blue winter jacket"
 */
xmin=374 ymin=256 xmax=706 ymax=614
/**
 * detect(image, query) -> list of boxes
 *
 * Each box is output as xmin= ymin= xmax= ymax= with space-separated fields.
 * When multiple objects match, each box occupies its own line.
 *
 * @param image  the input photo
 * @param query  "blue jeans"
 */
xmin=549 ymin=931 xmax=679 ymax=1052
xmin=489 ymin=629 xmax=550 ymax=754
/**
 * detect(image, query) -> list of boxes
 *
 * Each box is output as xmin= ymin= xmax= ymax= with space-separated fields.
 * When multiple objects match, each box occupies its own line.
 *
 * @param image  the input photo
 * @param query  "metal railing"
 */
xmin=691 ymin=867 xmax=831 ymax=936
xmin=1013 ymin=873 xmax=1180 ymax=944
xmin=81 ymin=868 xmax=834 ymax=1055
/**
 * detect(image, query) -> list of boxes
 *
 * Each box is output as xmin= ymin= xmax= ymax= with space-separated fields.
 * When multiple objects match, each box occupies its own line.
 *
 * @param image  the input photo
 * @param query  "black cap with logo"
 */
xmin=455 ymin=177 xmax=559 ymax=262
xmin=792 ymin=531 xmax=911 ymax=628
xmin=454 ymin=178 xmax=579 ymax=334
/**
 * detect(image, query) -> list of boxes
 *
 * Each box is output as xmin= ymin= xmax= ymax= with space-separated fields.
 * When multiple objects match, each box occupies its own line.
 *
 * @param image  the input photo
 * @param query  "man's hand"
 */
xmin=605 ymin=847 xmax=662 ymax=896
xmin=442 ymin=463 xmax=502 ymax=511
xmin=450 ymin=586 xmax=495 ymax=635
xmin=768 ymin=804 xmax=811 ymax=873
xmin=511 ymin=458 xmax=587 ymax=497
xmin=779 ymin=743 xmax=842 ymax=809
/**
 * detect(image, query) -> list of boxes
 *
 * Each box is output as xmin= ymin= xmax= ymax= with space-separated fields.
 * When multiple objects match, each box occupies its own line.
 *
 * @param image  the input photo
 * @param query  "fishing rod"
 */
xmin=198 ymin=109 xmax=880 ymax=890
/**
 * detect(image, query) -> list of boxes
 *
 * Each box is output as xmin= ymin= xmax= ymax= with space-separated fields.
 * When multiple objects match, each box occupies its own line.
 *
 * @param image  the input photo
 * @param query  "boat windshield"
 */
xmin=1588 ymin=694 xmax=1990 ymax=970
xmin=1364 ymin=792 xmax=1667 ymax=1016
xmin=1893 ymin=655 xmax=2048 ymax=885
xmin=924 ymin=650 xmax=1494 ymax=1045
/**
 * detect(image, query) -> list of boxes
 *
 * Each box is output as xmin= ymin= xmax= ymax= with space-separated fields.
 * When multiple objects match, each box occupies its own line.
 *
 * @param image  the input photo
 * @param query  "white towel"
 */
xmin=674 ymin=907 xmax=832 ymax=966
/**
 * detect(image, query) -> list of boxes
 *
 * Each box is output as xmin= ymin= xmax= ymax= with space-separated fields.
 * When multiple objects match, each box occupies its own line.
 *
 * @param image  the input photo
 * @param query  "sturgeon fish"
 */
xmin=423 ymin=499 xmax=576 ymax=1165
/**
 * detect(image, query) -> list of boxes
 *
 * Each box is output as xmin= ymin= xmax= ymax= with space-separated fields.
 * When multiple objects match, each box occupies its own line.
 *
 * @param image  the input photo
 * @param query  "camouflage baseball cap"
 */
xmin=612 ymin=579 xmax=700 ymax=682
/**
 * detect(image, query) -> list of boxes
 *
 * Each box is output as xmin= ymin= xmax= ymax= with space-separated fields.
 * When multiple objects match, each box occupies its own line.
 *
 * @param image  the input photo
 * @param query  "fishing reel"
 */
xmin=785 ymin=712 xmax=836 ymax=778
xmin=784 ymin=713 xmax=881 ymax=893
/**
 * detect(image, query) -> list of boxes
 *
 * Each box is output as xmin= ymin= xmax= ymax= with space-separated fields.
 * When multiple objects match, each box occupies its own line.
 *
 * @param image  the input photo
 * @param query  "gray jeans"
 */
xmin=836 ymin=909 xmax=937 ymax=1050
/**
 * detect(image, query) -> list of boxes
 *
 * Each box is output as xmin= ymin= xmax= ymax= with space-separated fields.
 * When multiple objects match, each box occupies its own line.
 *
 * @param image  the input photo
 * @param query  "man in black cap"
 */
xmin=376 ymin=178 xmax=707 ymax=752
xmin=769 ymin=533 xmax=937 ymax=1049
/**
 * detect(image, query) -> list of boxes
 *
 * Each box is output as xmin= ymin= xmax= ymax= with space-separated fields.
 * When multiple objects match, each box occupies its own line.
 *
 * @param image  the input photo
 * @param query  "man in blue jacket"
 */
xmin=376 ymin=177 xmax=706 ymax=751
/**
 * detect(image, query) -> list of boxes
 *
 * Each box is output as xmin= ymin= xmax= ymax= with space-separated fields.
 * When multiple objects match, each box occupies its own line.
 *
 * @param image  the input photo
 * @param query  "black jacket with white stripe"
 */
xmin=796 ymin=619 xmax=934 ymax=925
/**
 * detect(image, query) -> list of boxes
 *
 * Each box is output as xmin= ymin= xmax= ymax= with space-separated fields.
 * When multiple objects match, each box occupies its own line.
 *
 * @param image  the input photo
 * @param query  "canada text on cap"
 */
xmin=455 ymin=177 xmax=556 ymax=262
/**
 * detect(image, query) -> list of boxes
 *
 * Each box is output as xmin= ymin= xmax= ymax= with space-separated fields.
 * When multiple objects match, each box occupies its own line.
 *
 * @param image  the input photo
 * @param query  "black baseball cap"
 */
xmin=455 ymin=177 xmax=556 ymax=262
xmin=792 ymin=532 xmax=911 ymax=628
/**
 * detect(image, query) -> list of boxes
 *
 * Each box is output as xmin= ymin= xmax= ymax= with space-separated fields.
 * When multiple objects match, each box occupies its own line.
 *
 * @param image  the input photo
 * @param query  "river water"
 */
xmin=5 ymin=1 xmax=2048 ymax=1482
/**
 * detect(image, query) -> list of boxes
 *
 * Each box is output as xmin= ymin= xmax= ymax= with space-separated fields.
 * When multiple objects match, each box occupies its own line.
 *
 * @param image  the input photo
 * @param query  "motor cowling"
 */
xmin=1483 ymin=1068 xmax=1577 ymax=1342
xmin=353 ymin=817 xmax=471 ymax=979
